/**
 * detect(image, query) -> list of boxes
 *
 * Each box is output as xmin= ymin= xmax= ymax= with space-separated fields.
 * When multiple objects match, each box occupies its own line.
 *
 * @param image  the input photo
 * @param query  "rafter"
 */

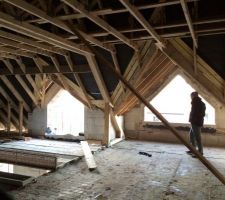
xmin=62 ymin=0 xmax=139 ymax=51
xmin=3 ymin=0 xmax=112 ymax=52
xmin=180 ymin=0 xmax=198 ymax=48
xmin=51 ymin=55 xmax=71 ymax=91
xmin=15 ymin=57 xmax=26 ymax=73
xmin=33 ymin=57 xmax=43 ymax=72
xmin=0 ymin=76 xmax=30 ymax=112
xmin=1 ymin=58 xmax=13 ymax=73
xmin=51 ymin=75 xmax=92 ymax=107
xmin=119 ymin=0 xmax=165 ymax=48
xmin=0 ymin=30 xmax=66 ymax=55
xmin=15 ymin=75 xmax=39 ymax=106
xmin=7 ymin=101 xmax=11 ymax=132
xmin=0 ymin=46 xmax=35 ymax=58
xmin=29 ymin=0 xmax=198 ymax=23
xmin=0 ymin=85 xmax=27 ymax=124
xmin=0 ymin=11 xmax=91 ymax=55
xmin=0 ymin=37 xmax=52 ymax=57
xmin=0 ymin=63 xmax=91 ymax=75
xmin=86 ymin=54 xmax=112 ymax=104
xmin=65 ymin=54 xmax=92 ymax=108
xmin=0 ymin=100 xmax=20 ymax=130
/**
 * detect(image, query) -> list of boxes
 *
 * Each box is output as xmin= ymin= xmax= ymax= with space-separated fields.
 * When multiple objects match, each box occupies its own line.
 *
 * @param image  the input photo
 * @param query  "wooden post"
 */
xmin=19 ymin=101 xmax=23 ymax=135
xmin=7 ymin=101 xmax=11 ymax=132
xmin=102 ymin=103 xmax=110 ymax=146
xmin=71 ymin=22 xmax=225 ymax=186
xmin=193 ymin=41 xmax=197 ymax=74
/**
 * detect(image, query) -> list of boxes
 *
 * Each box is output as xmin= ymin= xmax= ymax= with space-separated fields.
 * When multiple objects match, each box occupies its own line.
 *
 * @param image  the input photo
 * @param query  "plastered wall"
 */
xmin=28 ymin=106 xmax=47 ymax=136
xmin=124 ymin=104 xmax=225 ymax=147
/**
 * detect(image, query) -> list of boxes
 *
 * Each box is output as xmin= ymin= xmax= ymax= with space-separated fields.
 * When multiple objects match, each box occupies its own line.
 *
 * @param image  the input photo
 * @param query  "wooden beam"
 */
xmin=7 ymin=101 xmax=11 ymax=132
xmin=180 ymin=0 xmax=198 ymax=48
xmin=0 ymin=37 xmax=52 ymax=57
xmin=110 ymin=109 xmax=121 ymax=138
xmin=119 ymin=0 xmax=165 ymax=48
xmin=0 ymin=11 xmax=90 ymax=55
xmin=1 ymin=59 xmax=13 ymax=73
xmin=65 ymin=55 xmax=92 ymax=108
xmin=33 ymin=57 xmax=43 ymax=73
xmin=193 ymin=42 xmax=197 ymax=74
xmin=0 ymin=30 xmax=66 ymax=55
xmin=58 ymin=75 xmax=94 ymax=105
xmin=0 ymin=46 xmax=35 ymax=58
xmin=66 ymin=20 xmax=225 ymax=42
xmin=25 ymin=75 xmax=41 ymax=99
xmin=0 ymin=64 xmax=91 ymax=75
xmin=0 ymin=109 xmax=8 ymax=129
xmin=29 ymin=0 xmax=198 ymax=23
xmin=0 ymin=99 xmax=19 ymax=130
xmin=0 ymin=76 xmax=30 ymax=112
xmin=44 ymin=83 xmax=61 ymax=105
xmin=102 ymin=103 xmax=110 ymax=146
xmin=5 ymin=0 xmax=112 ymax=53
xmin=19 ymin=101 xmax=23 ymax=135
xmin=0 ymin=86 xmax=27 ymax=125
xmin=15 ymin=57 xmax=26 ymax=73
xmin=86 ymin=54 xmax=112 ymax=104
xmin=80 ymin=141 xmax=97 ymax=170
xmin=166 ymin=38 xmax=224 ymax=104
xmin=50 ymin=56 xmax=68 ymax=90
xmin=62 ymin=0 xmax=139 ymax=50
xmin=15 ymin=75 xmax=39 ymax=106
xmin=110 ymin=45 xmax=126 ymax=93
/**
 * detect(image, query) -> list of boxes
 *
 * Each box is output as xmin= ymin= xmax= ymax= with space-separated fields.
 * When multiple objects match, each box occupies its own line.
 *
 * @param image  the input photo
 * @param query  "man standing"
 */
xmin=187 ymin=91 xmax=206 ymax=156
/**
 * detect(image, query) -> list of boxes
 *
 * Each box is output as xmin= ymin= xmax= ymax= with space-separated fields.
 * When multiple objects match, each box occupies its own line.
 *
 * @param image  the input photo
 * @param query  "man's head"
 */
xmin=191 ymin=91 xmax=198 ymax=99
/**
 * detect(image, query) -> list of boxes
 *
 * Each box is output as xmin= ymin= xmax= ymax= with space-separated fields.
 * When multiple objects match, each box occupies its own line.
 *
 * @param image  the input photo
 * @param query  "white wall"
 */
xmin=28 ymin=106 xmax=47 ymax=136
xmin=84 ymin=107 xmax=105 ymax=140
xmin=124 ymin=103 xmax=225 ymax=146
xmin=84 ymin=107 xmax=124 ymax=142
xmin=215 ymin=105 xmax=225 ymax=129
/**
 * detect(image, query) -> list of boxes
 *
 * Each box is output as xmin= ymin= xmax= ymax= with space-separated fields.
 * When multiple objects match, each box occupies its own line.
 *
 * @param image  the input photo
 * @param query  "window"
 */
xmin=144 ymin=75 xmax=215 ymax=125
xmin=47 ymin=90 xmax=84 ymax=135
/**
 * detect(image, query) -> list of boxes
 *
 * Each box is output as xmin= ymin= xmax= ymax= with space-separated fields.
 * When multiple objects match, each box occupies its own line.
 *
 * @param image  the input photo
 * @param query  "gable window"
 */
xmin=144 ymin=75 xmax=215 ymax=125
xmin=47 ymin=89 xmax=84 ymax=135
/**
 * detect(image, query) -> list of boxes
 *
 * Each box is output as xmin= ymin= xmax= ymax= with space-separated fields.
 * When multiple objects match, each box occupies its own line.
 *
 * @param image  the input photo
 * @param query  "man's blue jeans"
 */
xmin=189 ymin=124 xmax=203 ymax=154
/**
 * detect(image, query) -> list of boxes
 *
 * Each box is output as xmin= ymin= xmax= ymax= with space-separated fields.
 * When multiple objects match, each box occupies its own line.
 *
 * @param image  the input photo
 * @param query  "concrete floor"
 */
xmin=11 ymin=140 xmax=225 ymax=200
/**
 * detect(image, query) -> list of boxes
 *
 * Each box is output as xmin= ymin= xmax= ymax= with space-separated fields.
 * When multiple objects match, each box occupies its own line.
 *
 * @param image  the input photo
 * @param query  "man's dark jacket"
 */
xmin=189 ymin=96 xmax=205 ymax=126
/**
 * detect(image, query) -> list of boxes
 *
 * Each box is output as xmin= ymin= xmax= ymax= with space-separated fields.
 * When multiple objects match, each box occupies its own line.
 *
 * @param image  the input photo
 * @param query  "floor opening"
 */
xmin=144 ymin=75 xmax=215 ymax=125
xmin=47 ymin=89 xmax=84 ymax=136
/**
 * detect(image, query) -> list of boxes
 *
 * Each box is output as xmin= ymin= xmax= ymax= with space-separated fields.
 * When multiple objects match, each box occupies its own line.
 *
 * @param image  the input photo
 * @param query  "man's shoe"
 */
xmin=186 ymin=151 xmax=192 ymax=155
xmin=192 ymin=154 xmax=197 ymax=158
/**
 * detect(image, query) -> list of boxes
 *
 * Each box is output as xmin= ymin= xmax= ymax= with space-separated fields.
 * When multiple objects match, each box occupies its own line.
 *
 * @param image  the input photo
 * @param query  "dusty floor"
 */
xmin=10 ymin=140 xmax=225 ymax=200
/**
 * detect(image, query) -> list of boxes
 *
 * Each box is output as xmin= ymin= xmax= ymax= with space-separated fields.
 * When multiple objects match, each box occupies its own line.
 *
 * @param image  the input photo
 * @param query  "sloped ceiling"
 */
xmin=0 ymin=0 xmax=224 ymax=129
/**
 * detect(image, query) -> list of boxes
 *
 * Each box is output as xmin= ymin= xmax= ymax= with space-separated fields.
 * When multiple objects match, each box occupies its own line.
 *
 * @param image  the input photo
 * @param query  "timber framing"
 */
xmin=0 ymin=0 xmax=223 ymax=135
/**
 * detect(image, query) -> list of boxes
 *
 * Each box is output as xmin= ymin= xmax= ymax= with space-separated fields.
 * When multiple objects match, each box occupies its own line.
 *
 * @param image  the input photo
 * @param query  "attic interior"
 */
xmin=0 ymin=0 xmax=225 ymax=199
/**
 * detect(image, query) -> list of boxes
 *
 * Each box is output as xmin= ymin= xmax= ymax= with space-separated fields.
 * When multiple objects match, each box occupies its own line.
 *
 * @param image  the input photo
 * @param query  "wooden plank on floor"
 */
xmin=81 ymin=141 xmax=97 ymax=170
xmin=0 ymin=148 xmax=57 ymax=169
xmin=0 ymin=171 xmax=35 ymax=186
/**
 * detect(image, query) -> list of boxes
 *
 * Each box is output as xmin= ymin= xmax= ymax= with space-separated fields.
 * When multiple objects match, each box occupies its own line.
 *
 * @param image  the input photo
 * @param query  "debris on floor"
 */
xmin=81 ymin=141 xmax=97 ymax=171
xmin=138 ymin=151 xmax=152 ymax=157
xmin=9 ymin=140 xmax=225 ymax=199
